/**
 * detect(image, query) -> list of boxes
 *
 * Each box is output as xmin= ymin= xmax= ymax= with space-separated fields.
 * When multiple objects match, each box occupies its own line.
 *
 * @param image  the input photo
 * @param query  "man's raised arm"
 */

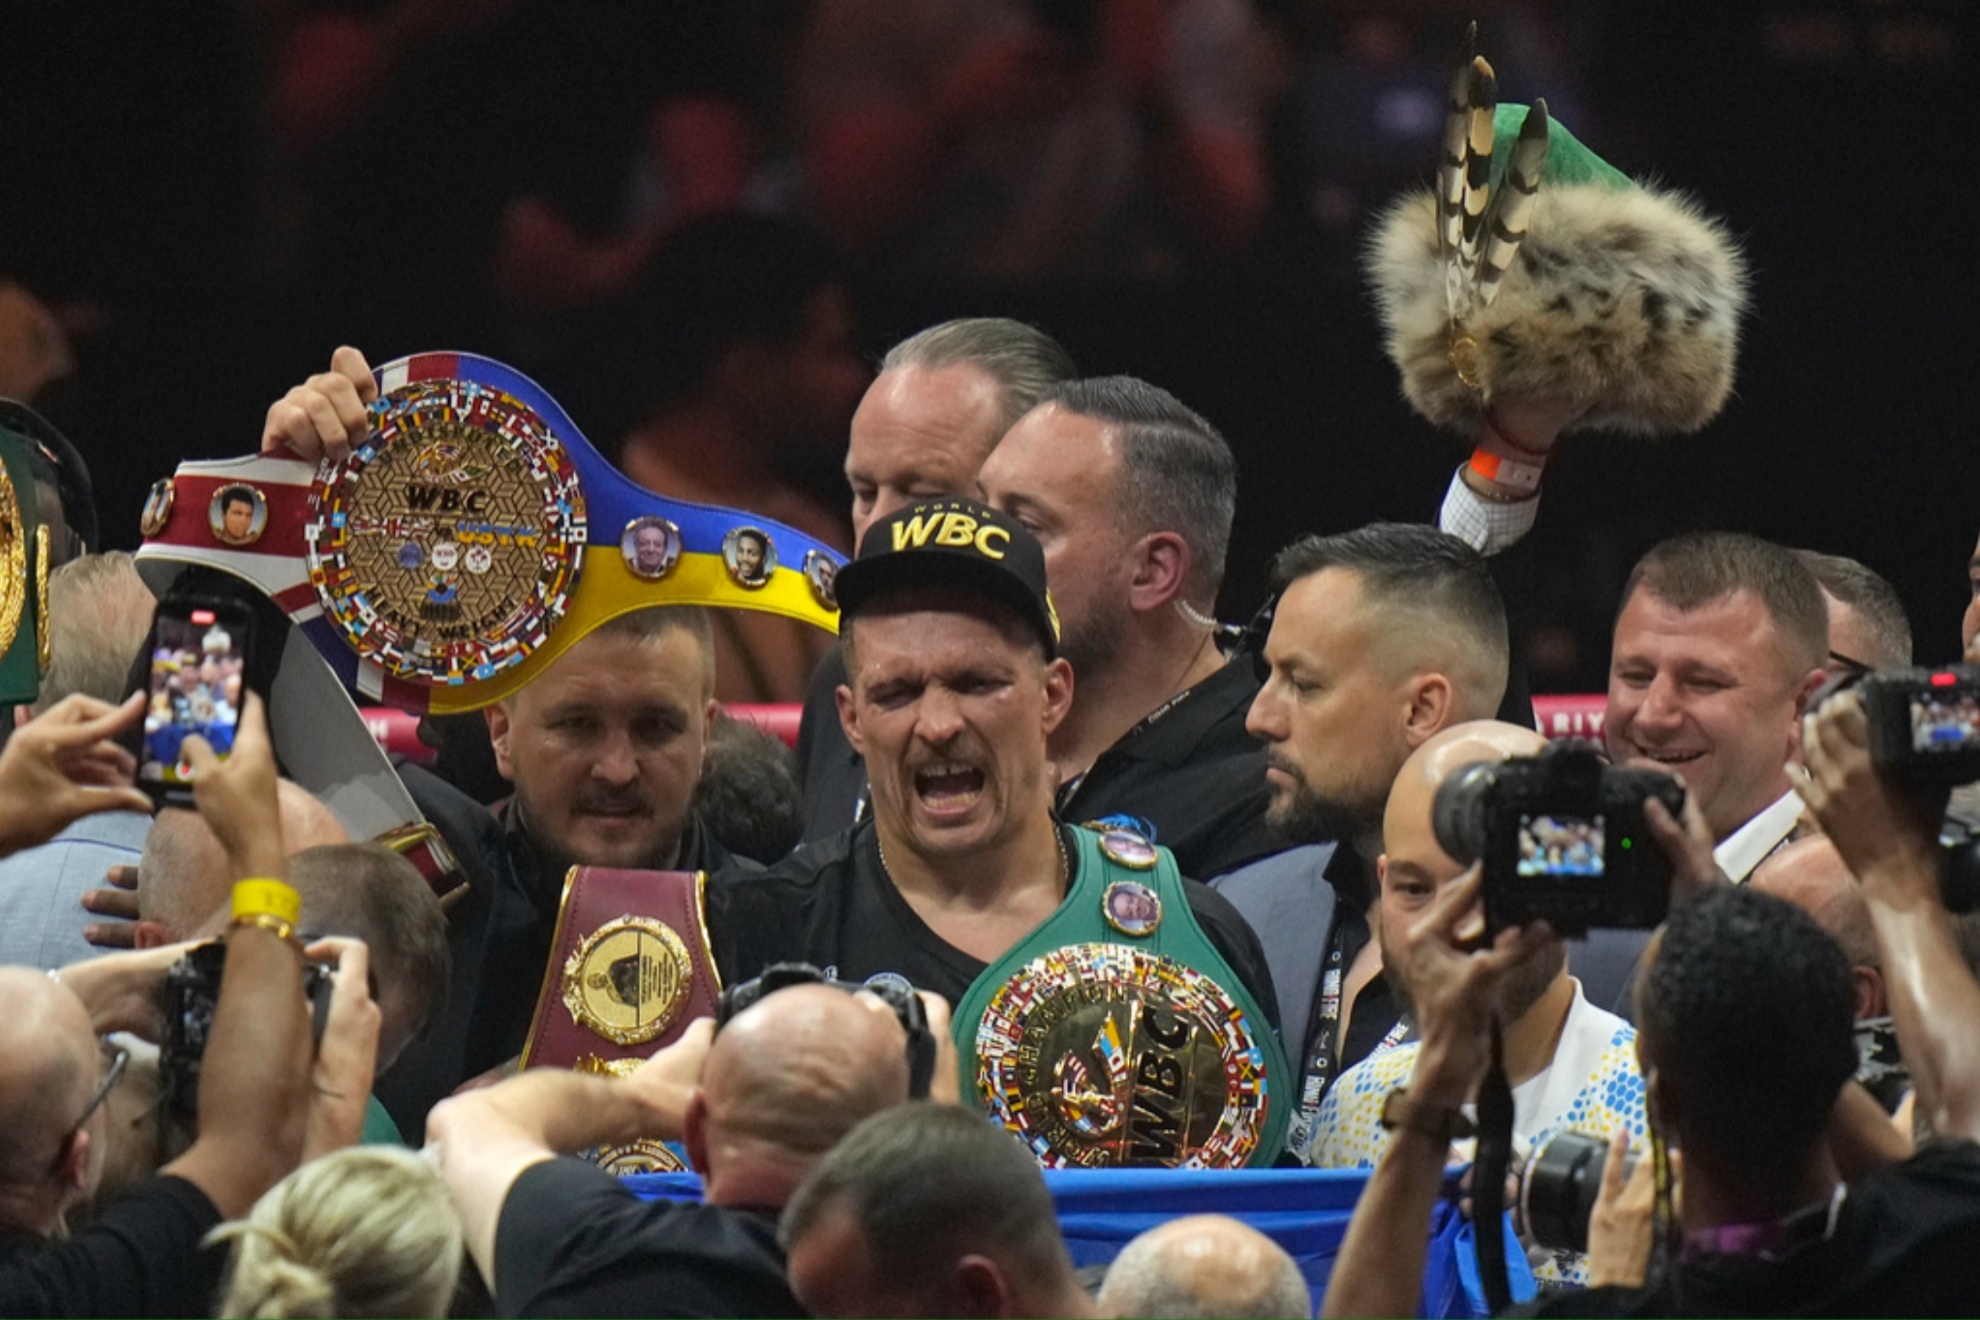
xmin=1802 ymin=690 xmax=1980 ymax=1145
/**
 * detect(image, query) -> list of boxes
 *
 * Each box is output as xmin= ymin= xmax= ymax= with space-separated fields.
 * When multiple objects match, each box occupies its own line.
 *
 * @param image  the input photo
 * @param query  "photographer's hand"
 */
xmin=0 ymin=693 xmax=151 ymax=857
xmin=1585 ymin=1127 xmax=1663 ymax=1289
xmin=53 ymin=940 xmax=198 ymax=1040
xmin=82 ymin=863 xmax=142 ymax=950
xmin=1798 ymin=692 xmax=1943 ymax=893
xmin=161 ymin=916 xmax=313 ymax=1219
xmin=626 ymin=1016 xmax=714 ymax=1136
xmin=1802 ymin=691 xmax=1980 ymax=1146
xmin=1646 ymin=793 xmax=1728 ymax=906
xmin=183 ymin=692 xmax=284 ymax=881
xmin=916 ymin=991 xmax=962 ymax=1106
xmin=1397 ymin=867 xmax=1554 ymax=1106
xmin=1322 ymin=870 xmax=1551 ymax=1320
xmin=301 ymin=936 xmax=382 ymax=1161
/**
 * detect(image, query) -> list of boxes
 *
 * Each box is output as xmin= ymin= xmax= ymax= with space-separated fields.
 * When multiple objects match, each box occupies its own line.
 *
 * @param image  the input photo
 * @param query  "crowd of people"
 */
xmin=1 ymin=297 xmax=1977 ymax=1320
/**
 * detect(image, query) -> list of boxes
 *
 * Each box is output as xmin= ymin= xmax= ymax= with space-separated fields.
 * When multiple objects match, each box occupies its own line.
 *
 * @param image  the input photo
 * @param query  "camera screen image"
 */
xmin=1909 ymin=692 xmax=1980 ymax=754
xmin=142 ymin=609 xmax=245 ymax=785
xmin=1516 ymin=814 xmax=1606 ymax=878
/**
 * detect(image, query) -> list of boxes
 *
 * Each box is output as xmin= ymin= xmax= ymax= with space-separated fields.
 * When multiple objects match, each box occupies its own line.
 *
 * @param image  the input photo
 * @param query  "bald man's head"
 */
xmin=1382 ymin=720 xmax=1550 ymax=871
xmin=0 ymin=969 xmax=101 ymax=1217
xmin=136 ymin=781 xmax=348 ymax=943
xmin=1098 ymin=1214 xmax=1309 ymax=1319
xmin=1751 ymin=835 xmax=1883 ymax=1020
xmin=690 ymin=985 xmax=912 ymax=1205
xmin=1380 ymin=721 xmax=1563 ymax=1015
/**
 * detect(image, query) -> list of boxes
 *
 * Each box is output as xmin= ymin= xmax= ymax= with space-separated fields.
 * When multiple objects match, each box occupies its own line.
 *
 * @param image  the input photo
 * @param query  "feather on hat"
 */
xmin=1366 ymin=35 xmax=1749 ymax=438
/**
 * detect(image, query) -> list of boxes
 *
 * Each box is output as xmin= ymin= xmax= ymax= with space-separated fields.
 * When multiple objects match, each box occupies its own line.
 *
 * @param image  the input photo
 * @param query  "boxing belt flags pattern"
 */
xmin=137 ymin=352 xmax=843 ymax=715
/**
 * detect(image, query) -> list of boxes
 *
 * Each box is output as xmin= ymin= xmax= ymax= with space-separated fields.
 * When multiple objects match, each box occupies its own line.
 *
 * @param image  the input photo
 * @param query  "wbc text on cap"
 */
xmin=835 ymin=498 xmax=1060 ymax=658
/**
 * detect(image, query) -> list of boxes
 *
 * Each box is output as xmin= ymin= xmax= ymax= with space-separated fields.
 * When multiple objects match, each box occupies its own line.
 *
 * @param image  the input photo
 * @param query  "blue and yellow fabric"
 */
xmin=135 ymin=352 xmax=843 ymax=714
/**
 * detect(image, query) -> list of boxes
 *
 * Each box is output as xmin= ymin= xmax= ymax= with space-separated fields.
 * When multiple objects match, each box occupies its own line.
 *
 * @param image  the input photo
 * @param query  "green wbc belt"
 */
xmin=954 ymin=825 xmax=1289 ymax=1168
xmin=0 ymin=428 xmax=48 ymax=706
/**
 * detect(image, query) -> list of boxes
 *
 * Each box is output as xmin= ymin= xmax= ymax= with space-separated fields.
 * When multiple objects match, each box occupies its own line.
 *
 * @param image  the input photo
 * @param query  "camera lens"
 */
xmin=1431 ymin=761 xmax=1498 ymax=866
xmin=1515 ymin=1130 xmax=1629 ymax=1255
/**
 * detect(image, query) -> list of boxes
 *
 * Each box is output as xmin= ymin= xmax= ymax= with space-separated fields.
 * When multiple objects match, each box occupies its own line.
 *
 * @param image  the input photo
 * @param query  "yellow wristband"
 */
xmin=232 ymin=878 xmax=302 ymax=928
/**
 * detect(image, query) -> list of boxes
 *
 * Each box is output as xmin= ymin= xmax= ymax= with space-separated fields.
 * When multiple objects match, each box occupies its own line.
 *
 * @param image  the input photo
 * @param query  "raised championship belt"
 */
xmin=134 ymin=352 xmax=844 ymax=715
xmin=953 ymin=826 xmax=1290 ymax=1168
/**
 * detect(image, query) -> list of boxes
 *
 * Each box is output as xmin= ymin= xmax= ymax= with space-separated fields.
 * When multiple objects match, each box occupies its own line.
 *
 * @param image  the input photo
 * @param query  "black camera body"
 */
xmin=1432 ymin=740 xmax=1685 ymax=935
xmin=717 ymin=962 xmax=937 ymax=1099
xmin=159 ymin=942 xmax=334 ymax=1121
xmin=1848 ymin=664 xmax=1980 ymax=786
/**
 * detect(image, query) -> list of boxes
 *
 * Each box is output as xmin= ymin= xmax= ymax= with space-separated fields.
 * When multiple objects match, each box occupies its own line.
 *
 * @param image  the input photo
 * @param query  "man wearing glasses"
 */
xmin=1 ymin=693 xmax=377 ymax=1317
xmin=0 ymin=986 xmax=126 ymax=1238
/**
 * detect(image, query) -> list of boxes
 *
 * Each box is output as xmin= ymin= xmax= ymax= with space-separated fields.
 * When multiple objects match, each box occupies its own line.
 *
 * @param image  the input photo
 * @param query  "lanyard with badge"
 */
xmin=1291 ymin=905 xmax=1411 ymax=1151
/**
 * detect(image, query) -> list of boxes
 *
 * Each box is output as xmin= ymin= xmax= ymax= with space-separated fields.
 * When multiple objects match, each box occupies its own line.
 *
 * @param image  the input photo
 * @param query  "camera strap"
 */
xmin=1473 ymin=1015 xmax=1517 ymax=1316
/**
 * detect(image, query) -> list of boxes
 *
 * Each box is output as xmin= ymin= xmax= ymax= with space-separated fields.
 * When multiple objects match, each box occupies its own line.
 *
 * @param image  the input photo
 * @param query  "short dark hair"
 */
xmin=1271 ymin=523 xmax=1507 ymax=695
xmin=1638 ymin=886 xmax=1857 ymax=1181
xmin=1043 ymin=376 xmax=1237 ymax=596
xmin=287 ymin=844 xmax=450 ymax=1042
xmin=219 ymin=486 xmax=255 ymax=512
xmin=591 ymin=605 xmax=716 ymax=694
xmin=779 ymin=1104 xmax=1070 ymax=1283
xmin=1794 ymin=549 xmax=1913 ymax=668
xmin=882 ymin=319 xmax=1076 ymax=433
xmin=693 ymin=713 xmax=802 ymax=865
xmin=1622 ymin=532 xmax=1828 ymax=677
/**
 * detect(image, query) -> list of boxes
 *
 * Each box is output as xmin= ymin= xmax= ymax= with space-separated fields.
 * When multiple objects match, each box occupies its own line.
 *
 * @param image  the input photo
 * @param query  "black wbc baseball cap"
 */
xmin=834 ymin=498 xmax=1060 ymax=657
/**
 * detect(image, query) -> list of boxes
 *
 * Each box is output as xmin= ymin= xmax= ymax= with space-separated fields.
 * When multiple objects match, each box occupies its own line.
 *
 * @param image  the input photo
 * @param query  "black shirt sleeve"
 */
xmin=1183 ymin=877 xmax=1281 ymax=1032
xmin=0 ymin=1175 xmax=223 ymax=1318
xmin=495 ymin=1157 xmax=802 ymax=1318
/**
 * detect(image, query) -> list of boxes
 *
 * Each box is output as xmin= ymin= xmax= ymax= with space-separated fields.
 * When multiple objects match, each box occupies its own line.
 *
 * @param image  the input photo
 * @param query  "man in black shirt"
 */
xmin=378 ymin=606 xmax=757 ymax=1136
xmin=799 ymin=316 xmax=1076 ymax=835
xmin=1214 ymin=524 xmax=1511 ymax=1155
xmin=973 ymin=376 xmax=1280 ymax=880
xmin=428 ymin=981 xmax=920 ymax=1318
xmin=723 ymin=498 xmax=1275 ymax=1021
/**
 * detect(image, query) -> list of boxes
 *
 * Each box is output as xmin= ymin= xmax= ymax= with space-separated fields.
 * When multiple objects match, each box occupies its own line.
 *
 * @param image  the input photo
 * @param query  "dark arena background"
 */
xmin=3 ymin=0 xmax=1973 ymax=693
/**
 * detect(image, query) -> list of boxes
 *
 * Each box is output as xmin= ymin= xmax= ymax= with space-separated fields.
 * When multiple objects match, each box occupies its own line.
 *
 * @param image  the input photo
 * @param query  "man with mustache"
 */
xmin=373 ymin=605 xmax=751 ymax=1135
xmin=1212 ymin=523 xmax=1511 ymax=1157
xmin=723 ymin=498 xmax=1274 ymax=1019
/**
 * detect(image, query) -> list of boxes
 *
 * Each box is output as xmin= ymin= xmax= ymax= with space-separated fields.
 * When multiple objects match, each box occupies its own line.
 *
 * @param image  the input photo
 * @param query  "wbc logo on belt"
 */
xmin=306 ymin=376 xmax=588 ymax=685
xmin=973 ymin=943 xmax=1274 ymax=1168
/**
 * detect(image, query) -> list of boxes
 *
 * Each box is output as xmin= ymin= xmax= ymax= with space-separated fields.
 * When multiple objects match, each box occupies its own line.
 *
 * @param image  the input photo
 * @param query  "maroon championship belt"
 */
xmin=520 ymin=867 xmax=724 ymax=1079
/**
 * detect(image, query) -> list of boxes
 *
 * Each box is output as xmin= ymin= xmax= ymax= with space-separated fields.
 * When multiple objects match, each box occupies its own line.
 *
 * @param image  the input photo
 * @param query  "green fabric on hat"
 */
xmin=1495 ymin=103 xmax=1632 ymax=191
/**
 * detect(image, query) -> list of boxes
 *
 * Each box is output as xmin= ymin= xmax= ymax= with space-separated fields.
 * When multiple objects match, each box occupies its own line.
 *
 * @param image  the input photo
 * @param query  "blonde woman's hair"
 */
xmin=207 ymin=1147 xmax=463 ymax=1319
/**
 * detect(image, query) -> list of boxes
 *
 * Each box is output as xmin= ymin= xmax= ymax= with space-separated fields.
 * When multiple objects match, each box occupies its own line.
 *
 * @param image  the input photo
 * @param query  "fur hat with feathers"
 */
xmin=1366 ymin=90 xmax=1749 ymax=439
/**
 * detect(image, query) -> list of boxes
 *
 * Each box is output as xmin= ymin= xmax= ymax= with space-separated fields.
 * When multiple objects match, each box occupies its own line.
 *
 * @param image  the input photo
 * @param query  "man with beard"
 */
xmin=1304 ymin=721 xmax=1643 ymax=1286
xmin=1213 ymin=524 xmax=1510 ymax=1153
xmin=974 ymin=377 xmax=1276 ymax=879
